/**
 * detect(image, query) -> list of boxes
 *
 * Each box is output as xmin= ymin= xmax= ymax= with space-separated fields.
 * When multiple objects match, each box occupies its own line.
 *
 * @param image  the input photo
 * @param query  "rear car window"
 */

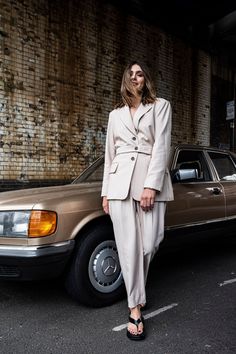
xmin=208 ymin=152 xmax=236 ymax=180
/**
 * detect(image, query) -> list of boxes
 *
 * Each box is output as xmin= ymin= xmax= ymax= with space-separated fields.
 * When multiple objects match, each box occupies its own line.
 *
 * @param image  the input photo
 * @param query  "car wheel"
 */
xmin=65 ymin=223 xmax=125 ymax=307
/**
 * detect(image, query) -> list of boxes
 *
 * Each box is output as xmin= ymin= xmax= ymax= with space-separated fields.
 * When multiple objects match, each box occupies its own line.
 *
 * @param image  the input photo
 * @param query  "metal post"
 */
xmin=230 ymin=120 xmax=235 ymax=151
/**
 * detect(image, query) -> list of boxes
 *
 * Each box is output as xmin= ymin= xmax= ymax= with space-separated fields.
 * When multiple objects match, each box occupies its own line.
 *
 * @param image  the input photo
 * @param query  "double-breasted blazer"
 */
xmin=101 ymin=98 xmax=174 ymax=202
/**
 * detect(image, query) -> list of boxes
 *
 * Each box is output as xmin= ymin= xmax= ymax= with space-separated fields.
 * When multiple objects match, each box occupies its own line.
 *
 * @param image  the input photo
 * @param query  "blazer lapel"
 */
xmin=133 ymin=103 xmax=153 ymax=130
xmin=119 ymin=106 xmax=136 ymax=135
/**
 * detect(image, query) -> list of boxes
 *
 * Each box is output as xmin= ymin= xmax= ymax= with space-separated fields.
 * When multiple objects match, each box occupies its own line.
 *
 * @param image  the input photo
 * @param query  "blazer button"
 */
xmin=134 ymin=146 xmax=138 ymax=150
xmin=132 ymin=137 xmax=136 ymax=140
xmin=131 ymin=157 xmax=135 ymax=161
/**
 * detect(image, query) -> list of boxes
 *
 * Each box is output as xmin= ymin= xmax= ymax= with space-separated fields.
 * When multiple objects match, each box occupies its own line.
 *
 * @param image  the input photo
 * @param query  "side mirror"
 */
xmin=171 ymin=168 xmax=198 ymax=183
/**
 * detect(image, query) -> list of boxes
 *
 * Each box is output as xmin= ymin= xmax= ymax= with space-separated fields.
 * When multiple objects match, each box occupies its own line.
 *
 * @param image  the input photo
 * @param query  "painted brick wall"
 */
xmin=0 ymin=0 xmax=211 ymax=190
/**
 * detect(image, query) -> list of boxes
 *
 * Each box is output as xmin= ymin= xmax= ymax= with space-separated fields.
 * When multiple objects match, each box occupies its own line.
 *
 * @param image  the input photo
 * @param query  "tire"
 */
xmin=65 ymin=223 xmax=125 ymax=307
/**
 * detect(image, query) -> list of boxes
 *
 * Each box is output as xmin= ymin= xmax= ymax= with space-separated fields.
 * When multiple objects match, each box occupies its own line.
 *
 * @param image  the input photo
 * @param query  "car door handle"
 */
xmin=209 ymin=187 xmax=222 ymax=195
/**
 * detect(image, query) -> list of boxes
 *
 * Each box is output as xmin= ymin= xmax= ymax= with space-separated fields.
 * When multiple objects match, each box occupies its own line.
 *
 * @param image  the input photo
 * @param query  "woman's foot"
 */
xmin=127 ymin=305 xmax=145 ymax=340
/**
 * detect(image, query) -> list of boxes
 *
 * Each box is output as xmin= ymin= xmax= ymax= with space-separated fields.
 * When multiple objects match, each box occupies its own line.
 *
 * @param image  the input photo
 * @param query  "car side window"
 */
xmin=173 ymin=150 xmax=211 ymax=182
xmin=207 ymin=152 xmax=236 ymax=181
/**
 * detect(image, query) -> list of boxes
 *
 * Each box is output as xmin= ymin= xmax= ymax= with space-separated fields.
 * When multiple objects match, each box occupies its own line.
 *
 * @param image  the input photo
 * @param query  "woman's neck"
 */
xmin=131 ymin=96 xmax=142 ymax=108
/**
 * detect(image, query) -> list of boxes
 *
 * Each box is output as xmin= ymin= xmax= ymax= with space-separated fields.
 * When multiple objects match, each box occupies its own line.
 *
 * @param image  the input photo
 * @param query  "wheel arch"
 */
xmin=72 ymin=213 xmax=114 ymax=246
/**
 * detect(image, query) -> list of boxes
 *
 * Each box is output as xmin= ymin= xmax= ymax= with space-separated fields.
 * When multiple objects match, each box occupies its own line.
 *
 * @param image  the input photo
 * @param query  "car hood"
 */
xmin=0 ymin=182 xmax=101 ymax=210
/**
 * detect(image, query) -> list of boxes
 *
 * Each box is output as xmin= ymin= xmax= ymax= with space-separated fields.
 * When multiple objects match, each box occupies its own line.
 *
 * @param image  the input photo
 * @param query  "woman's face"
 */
xmin=130 ymin=64 xmax=145 ymax=94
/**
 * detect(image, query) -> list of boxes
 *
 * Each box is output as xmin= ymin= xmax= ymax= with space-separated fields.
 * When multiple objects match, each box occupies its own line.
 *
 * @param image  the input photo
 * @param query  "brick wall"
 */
xmin=0 ymin=0 xmax=211 ymax=191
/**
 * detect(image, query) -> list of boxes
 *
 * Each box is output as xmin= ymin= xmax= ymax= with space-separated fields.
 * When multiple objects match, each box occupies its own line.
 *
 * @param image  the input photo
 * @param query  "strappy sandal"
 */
xmin=127 ymin=316 xmax=145 ymax=341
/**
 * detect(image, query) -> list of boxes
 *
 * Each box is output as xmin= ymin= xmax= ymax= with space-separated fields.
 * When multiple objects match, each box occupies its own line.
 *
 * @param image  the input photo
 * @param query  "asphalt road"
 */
xmin=0 ymin=234 xmax=235 ymax=354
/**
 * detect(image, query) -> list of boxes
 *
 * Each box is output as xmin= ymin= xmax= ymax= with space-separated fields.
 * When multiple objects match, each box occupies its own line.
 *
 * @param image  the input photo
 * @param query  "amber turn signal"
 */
xmin=28 ymin=211 xmax=57 ymax=237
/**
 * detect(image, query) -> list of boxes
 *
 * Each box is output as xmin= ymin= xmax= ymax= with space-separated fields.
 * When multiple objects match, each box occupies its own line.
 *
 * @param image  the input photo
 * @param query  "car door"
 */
xmin=206 ymin=150 xmax=236 ymax=218
xmin=166 ymin=148 xmax=226 ymax=228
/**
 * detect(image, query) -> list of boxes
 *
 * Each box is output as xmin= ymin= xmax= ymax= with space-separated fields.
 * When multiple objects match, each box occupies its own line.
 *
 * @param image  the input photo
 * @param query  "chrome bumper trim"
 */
xmin=0 ymin=240 xmax=75 ymax=258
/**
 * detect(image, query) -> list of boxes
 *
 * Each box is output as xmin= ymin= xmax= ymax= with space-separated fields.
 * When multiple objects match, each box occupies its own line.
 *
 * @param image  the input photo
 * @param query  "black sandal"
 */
xmin=127 ymin=316 xmax=145 ymax=341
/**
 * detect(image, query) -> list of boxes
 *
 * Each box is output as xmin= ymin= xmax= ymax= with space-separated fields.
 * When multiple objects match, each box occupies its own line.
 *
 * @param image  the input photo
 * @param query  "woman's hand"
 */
xmin=102 ymin=196 xmax=109 ymax=214
xmin=140 ymin=188 xmax=157 ymax=212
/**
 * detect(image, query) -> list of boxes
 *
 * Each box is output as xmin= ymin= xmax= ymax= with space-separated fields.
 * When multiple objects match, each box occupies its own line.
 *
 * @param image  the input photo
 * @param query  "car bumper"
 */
xmin=0 ymin=240 xmax=75 ymax=280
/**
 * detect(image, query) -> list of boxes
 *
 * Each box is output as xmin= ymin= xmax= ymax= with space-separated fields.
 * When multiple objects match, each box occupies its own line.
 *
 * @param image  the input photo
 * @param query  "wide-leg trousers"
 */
xmin=109 ymin=196 xmax=166 ymax=309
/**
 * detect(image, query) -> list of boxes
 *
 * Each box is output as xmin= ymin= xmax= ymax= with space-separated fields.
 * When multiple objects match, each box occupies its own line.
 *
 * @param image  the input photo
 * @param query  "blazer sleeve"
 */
xmin=101 ymin=112 xmax=115 ymax=197
xmin=143 ymin=99 xmax=172 ymax=192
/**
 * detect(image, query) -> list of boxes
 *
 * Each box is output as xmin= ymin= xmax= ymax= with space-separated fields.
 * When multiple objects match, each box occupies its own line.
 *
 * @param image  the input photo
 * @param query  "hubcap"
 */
xmin=88 ymin=240 xmax=123 ymax=293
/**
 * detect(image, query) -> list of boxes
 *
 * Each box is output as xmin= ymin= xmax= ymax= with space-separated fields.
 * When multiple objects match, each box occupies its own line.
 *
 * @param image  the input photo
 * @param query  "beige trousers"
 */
xmin=109 ymin=197 xmax=166 ymax=308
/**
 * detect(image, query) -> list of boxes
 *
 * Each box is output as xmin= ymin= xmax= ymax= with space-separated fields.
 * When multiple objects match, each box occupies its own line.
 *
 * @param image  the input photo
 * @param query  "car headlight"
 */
xmin=0 ymin=211 xmax=57 ymax=238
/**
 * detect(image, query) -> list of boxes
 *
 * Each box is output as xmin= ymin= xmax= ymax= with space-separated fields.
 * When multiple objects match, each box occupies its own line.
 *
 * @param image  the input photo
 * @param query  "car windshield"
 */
xmin=72 ymin=157 xmax=104 ymax=184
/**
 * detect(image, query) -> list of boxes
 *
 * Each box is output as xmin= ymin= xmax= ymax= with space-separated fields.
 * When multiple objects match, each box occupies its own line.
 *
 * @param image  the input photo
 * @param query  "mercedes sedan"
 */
xmin=0 ymin=144 xmax=236 ymax=306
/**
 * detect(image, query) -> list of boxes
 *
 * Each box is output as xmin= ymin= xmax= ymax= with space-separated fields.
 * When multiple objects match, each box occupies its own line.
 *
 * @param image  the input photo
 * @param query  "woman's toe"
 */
xmin=128 ymin=323 xmax=137 ymax=335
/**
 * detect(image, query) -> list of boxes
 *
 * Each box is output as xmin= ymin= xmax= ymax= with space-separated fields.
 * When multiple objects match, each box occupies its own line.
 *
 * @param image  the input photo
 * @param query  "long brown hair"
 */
xmin=116 ymin=60 xmax=156 ymax=108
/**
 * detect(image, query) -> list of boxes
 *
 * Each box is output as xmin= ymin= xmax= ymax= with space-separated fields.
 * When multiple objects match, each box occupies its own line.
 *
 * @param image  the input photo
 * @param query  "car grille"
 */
xmin=0 ymin=265 xmax=21 ymax=278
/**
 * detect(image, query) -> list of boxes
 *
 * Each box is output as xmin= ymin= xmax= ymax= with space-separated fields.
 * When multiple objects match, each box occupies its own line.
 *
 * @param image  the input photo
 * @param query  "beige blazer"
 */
xmin=101 ymin=98 xmax=174 ymax=202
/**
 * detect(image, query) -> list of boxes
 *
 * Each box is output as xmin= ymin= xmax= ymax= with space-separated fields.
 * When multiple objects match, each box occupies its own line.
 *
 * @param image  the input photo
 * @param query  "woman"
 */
xmin=101 ymin=61 xmax=174 ymax=340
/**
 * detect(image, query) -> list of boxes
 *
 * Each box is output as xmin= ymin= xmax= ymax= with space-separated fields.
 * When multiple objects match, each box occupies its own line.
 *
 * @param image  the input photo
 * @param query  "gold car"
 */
xmin=0 ymin=144 xmax=236 ymax=307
